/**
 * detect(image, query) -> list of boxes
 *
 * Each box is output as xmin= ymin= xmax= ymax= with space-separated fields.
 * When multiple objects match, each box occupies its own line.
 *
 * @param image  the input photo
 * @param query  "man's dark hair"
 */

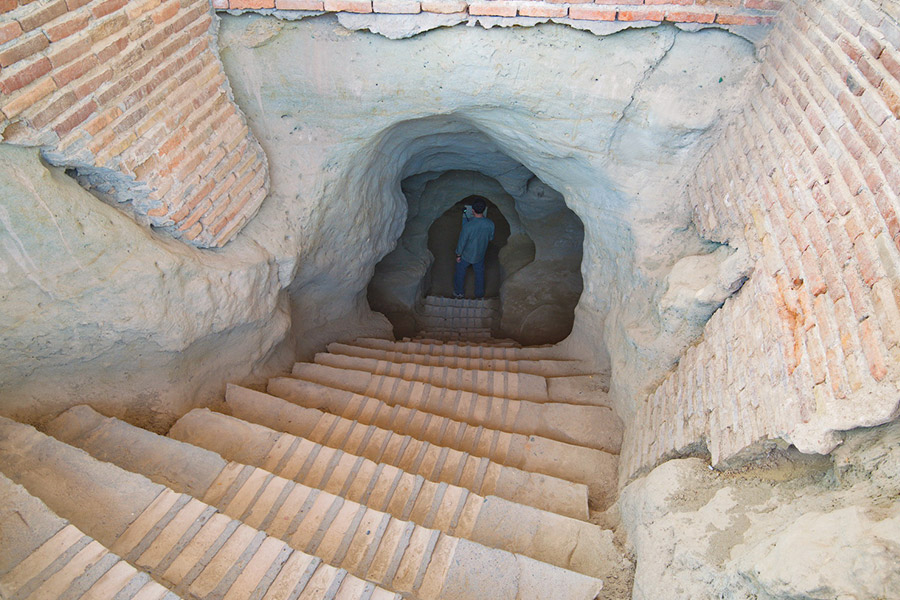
xmin=465 ymin=196 xmax=488 ymax=215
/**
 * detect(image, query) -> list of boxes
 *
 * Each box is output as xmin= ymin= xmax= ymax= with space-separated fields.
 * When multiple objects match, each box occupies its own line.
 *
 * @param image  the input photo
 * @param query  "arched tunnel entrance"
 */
xmin=425 ymin=197 xmax=511 ymax=299
xmin=366 ymin=149 xmax=584 ymax=345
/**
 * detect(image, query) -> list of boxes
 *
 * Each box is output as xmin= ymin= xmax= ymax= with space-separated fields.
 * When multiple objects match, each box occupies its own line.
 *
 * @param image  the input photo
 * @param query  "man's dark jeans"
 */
xmin=453 ymin=258 xmax=485 ymax=298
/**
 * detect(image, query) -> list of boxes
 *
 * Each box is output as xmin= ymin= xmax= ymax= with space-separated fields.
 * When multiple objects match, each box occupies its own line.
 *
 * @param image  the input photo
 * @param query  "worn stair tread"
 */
xmin=49 ymin=406 xmax=614 ymax=586
xmin=419 ymin=311 xmax=498 ymax=323
xmin=285 ymin=365 xmax=623 ymax=454
xmin=417 ymin=316 xmax=496 ymax=327
xmin=166 ymin=406 xmax=616 ymax=578
xmin=407 ymin=335 xmax=522 ymax=345
xmin=0 ymin=417 xmax=396 ymax=600
xmin=415 ymin=328 xmax=494 ymax=336
xmin=220 ymin=385 xmax=589 ymax=518
xmin=421 ymin=309 xmax=497 ymax=317
xmin=0 ymin=473 xmax=181 ymax=600
xmin=346 ymin=340 xmax=613 ymax=398
xmin=316 ymin=349 xmax=610 ymax=404
xmin=265 ymin=379 xmax=618 ymax=507
xmin=324 ymin=342 xmax=593 ymax=378
xmin=350 ymin=337 xmax=563 ymax=360
xmin=306 ymin=354 xmax=550 ymax=402
xmin=422 ymin=296 xmax=500 ymax=310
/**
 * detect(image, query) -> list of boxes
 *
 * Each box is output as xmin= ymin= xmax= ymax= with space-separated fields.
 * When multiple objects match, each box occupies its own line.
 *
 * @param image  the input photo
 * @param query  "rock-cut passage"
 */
xmin=368 ymin=165 xmax=584 ymax=345
xmin=426 ymin=197 xmax=512 ymax=300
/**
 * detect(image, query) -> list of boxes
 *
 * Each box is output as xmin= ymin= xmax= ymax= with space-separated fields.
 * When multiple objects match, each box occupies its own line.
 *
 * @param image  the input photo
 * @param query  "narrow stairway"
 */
xmin=414 ymin=296 xmax=501 ymax=342
xmin=0 ymin=333 xmax=624 ymax=600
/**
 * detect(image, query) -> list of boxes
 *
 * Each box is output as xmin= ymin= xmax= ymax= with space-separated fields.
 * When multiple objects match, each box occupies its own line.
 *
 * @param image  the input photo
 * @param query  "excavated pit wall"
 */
xmin=2 ymin=4 xmax=900 ymax=598
xmin=218 ymin=14 xmax=760 ymax=401
xmin=0 ymin=12 xmax=759 ymax=430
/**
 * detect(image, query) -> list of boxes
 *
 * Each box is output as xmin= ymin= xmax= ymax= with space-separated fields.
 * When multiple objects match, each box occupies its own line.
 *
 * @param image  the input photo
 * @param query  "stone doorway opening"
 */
xmin=366 ymin=158 xmax=584 ymax=345
xmin=425 ymin=197 xmax=511 ymax=299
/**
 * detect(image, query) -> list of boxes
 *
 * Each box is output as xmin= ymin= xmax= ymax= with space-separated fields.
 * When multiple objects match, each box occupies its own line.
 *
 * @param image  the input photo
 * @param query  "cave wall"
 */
xmin=0 ymin=144 xmax=292 ymax=431
xmin=623 ymin=0 xmax=900 ymax=481
xmin=0 ymin=0 xmax=269 ymax=247
xmin=497 ymin=176 xmax=584 ymax=345
xmin=1 ymin=0 xmax=827 ymax=462
xmin=367 ymin=170 xmax=527 ymax=336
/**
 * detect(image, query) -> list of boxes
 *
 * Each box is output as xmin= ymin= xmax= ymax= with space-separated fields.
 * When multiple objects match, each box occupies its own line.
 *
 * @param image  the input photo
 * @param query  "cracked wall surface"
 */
xmin=619 ymin=419 xmax=900 ymax=599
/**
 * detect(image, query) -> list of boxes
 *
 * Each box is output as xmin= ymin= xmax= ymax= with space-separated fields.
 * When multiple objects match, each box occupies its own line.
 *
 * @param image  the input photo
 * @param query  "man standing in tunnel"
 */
xmin=454 ymin=196 xmax=494 ymax=299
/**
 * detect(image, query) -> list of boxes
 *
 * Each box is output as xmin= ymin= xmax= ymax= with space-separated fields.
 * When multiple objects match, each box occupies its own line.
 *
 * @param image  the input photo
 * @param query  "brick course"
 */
xmin=213 ymin=0 xmax=781 ymax=25
xmin=0 ymin=0 xmax=268 ymax=248
xmin=621 ymin=0 xmax=900 ymax=482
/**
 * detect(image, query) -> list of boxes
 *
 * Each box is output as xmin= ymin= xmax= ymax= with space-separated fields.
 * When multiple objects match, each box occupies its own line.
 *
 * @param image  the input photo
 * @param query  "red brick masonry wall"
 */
xmin=0 ymin=0 xmax=268 ymax=247
xmin=622 ymin=0 xmax=900 ymax=481
xmin=215 ymin=0 xmax=781 ymax=27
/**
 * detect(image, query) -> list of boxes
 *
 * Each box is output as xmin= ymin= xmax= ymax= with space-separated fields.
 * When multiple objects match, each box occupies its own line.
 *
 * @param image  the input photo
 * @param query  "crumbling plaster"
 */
xmin=0 ymin=145 xmax=292 ymax=430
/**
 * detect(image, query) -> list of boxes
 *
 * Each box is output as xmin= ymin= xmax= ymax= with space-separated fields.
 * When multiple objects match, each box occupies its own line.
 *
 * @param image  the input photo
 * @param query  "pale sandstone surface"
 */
xmin=0 ymin=416 xmax=164 ymax=541
xmin=0 ymin=473 xmax=68 ymax=574
xmin=0 ymin=145 xmax=293 ymax=430
xmin=219 ymin=15 xmax=759 ymax=417
xmin=619 ymin=419 xmax=900 ymax=600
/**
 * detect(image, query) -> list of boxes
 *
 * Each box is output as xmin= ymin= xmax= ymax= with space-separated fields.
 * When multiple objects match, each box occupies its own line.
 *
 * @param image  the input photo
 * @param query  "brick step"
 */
xmin=416 ymin=316 xmax=497 ymax=329
xmin=308 ymin=354 xmax=550 ymax=402
xmin=43 ymin=407 xmax=605 ymax=599
xmin=415 ymin=327 xmax=494 ymax=336
xmin=0 ymin=473 xmax=180 ymax=600
xmin=414 ymin=334 xmax=496 ymax=344
xmin=0 ymin=417 xmax=393 ymax=600
xmin=166 ymin=406 xmax=619 ymax=580
xmin=419 ymin=307 xmax=499 ymax=321
xmin=409 ymin=336 xmax=521 ymax=347
xmin=421 ymin=301 xmax=498 ymax=314
xmin=325 ymin=342 xmax=592 ymax=377
xmin=286 ymin=365 xmax=622 ymax=454
xmin=422 ymin=296 xmax=500 ymax=310
xmin=266 ymin=378 xmax=618 ymax=508
xmin=327 ymin=343 xmax=593 ymax=380
xmin=222 ymin=385 xmax=589 ymax=519
xmin=350 ymin=338 xmax=558 ymax=360
xmin=320 ymin=346 xmax=611 ymax=405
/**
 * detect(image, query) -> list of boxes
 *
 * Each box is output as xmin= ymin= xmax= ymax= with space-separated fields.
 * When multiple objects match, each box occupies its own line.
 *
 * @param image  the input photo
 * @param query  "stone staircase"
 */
xmin=414 ymin=296 xmax=501 ymax=342
xmin=0 ymin=336 xmax=623 ymax=600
